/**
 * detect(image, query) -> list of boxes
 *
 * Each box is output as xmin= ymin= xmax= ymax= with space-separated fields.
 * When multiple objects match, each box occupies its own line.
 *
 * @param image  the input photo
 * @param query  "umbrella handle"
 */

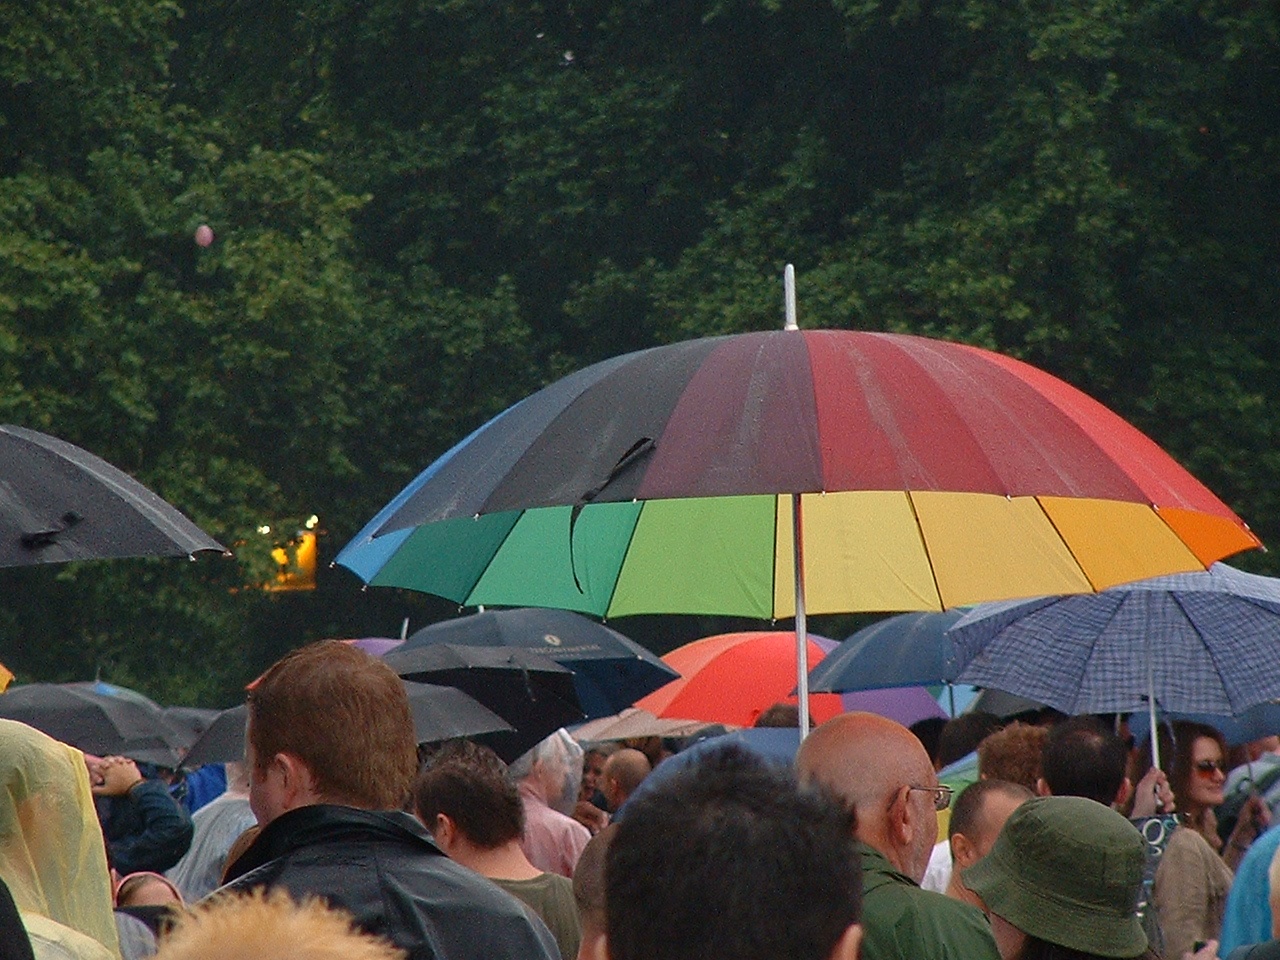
xmin=1146 ymin=632 xmax=1161 ymax=771
xmin=793 ymin=493 xmax=811 ymax=738
xmin=1146 ymin=696 xmax=1161 ymax=772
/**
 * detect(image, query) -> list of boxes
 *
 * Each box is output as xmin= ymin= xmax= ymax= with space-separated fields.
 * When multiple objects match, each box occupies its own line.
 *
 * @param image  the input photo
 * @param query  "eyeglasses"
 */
xmin=1193 ymin=759 xmax=1227 ymax=777
xmin=908 ymin=784 xmax=954 ymax=811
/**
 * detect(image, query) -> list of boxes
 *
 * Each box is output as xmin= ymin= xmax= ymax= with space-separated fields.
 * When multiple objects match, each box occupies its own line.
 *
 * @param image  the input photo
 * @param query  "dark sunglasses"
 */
xmin=1193 ymin=759 xmax=1227 ymax=777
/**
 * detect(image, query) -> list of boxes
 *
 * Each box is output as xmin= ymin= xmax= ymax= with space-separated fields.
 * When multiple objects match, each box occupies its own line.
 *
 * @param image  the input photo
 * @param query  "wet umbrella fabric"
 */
xmin=807 ymin=610 xmax=979 ymax=716
xmin=0 ymin=424 xmax=225 ymax=565
xmin=163 ymin=706 xmax=221 ymax=740
xmin=570 ymin=708 xmax=721 ymax=742
xmin=1127 ymin=703 xmax=1280 ymax=748
xmin=383 ymin=644 xmax=585 ymax=762
xmin=401 ymin=608 xmax=678 ymax=719
xmin=0 ymin=682 xmax=193 ymax=766
xmin=965 ymin=688 xmax=1052 ymax=720
xmin=337 ymin=327 xmax=1259 ymax=740
xmin=633 ymin=632 xmax=853 ymax=727
xmin=338 ymin=330 xmax=1258 ymax=619
xmin=840 ymin=686 xmax=949 ymax=727
xmin=180 ymin=681 xmax=515 ymax=768
xmin=809 ymin=610 xmax=969 ymax=692
xmin=949 ymin=563 xmax=1280 ymax=717
xmin=618 ymin=727 xmax=805 ymax=818
xmin=344 ymin=637 xmax=405 ymax=657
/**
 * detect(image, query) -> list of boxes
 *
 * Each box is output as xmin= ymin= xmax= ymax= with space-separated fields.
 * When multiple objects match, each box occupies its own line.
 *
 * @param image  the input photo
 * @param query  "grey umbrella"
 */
xmin=401 ymin=608 xmax=678 ymax=719
xmin=180 ymin=681 xmax=515 ymax=768
xmin=0 ymin=681 xmax=194 ymax=766
xmin=0 ymin=424 xmax=225 ymax=565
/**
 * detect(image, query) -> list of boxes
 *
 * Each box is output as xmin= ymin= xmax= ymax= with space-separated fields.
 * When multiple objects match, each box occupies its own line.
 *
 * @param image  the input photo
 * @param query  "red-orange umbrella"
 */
xmin=635 ymin=631 xmax=853 ymax=727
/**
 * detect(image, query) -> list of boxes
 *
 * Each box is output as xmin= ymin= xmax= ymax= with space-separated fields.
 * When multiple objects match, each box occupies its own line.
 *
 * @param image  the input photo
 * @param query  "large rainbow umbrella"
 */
xmin=337 ymin=325 xmax=1259 ymax=727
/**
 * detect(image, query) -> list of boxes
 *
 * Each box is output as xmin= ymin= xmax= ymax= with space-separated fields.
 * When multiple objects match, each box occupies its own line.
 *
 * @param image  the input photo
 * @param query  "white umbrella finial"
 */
xmin=784 ymin=264 xmax=798 ymax=331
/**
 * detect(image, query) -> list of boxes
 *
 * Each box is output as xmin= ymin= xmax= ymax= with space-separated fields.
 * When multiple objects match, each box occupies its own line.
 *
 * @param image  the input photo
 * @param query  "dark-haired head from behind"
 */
xmin=936 ymin=712 xmax=1004 ymax=770
xmin=1040 ymin=716 xmax=1128 ymax=806
xmin=606 ymin=744 xmax=862 ymax=960
xmin=909 ymin=717 xmax=947 ymax=767
xmin=412 ymin=739 xmax=524 ymax=848
xmin=574 ymin=823 xmax=617 ymax=960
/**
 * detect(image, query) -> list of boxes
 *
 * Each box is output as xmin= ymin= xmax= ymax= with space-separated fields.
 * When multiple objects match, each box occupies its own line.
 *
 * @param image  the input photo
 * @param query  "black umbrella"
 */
xmin=0 ymin=681 xmax=194 ymax=766
xmin=163 ymin=706 xmax=222 ymax=739
xmin=0 ymin=424 xmax=226 ymax=566
xmin=383 ymin=644 xmax=585 ymax=761
xmin=401 ymin=608 xmax=678 ymax=719
xmin=180 ymin=681 xmax=516 ymax=768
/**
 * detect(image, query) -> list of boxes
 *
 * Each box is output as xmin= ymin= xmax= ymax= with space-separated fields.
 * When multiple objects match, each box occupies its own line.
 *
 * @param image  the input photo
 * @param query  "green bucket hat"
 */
xmin=962 ymin=795 xmax=1148 ymax=959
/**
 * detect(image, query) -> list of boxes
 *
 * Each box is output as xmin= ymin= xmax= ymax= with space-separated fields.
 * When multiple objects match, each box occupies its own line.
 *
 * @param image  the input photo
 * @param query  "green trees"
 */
xmin=1 ymin=0 xmax=1277 ymax=701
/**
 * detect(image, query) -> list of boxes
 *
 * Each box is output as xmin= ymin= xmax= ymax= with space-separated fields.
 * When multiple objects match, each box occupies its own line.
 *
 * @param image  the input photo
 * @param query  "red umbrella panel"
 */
xmin=340 ymin=330 xmax=1259 ymax=618
xmin=337 ymin=326 xmax=1261 ymax=736
xmin=634 ymin=631 xmax=891 ymax=728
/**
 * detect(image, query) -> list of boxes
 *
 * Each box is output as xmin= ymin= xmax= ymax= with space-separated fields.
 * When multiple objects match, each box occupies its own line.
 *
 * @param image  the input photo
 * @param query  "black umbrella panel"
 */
xmin=0 ymin=423 xmax=225 ymax=565
xmin=402 ymin=608 xmax=678 ymax=718
xmin=383 ymin=644 xmax=585 ymax=762
xmin=0 ymin=682 xmax=194 ymax=766
xmin=181 ymin=681 xmax=515 ymax=768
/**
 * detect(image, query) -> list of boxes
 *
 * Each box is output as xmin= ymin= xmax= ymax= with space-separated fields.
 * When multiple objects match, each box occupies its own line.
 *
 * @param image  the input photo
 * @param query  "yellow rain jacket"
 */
xmin=0 ymin=718 xmax=120 ymax=959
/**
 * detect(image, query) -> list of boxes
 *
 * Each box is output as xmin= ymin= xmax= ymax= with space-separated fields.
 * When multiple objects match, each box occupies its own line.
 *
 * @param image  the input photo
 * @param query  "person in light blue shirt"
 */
xmin=1222 ymin=822 xmax=1280 ymax=954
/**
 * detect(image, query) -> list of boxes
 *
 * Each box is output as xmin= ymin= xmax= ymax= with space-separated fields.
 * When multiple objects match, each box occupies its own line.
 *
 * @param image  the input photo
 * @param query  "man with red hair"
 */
xmin=218 ymin=641 xmax=557 ymax=960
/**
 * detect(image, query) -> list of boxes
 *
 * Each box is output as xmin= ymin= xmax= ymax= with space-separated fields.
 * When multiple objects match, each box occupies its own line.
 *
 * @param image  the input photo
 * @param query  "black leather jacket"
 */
xmin=220 ymin=804 xmax=559 ymax=960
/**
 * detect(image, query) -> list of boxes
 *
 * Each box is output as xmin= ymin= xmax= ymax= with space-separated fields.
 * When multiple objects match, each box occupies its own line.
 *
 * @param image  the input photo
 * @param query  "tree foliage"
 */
xmin=1 ymin=0 xmax=1278 ymax=702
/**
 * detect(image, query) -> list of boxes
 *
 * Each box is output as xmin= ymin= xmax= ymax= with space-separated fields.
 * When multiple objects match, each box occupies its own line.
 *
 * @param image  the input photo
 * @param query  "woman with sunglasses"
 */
xmin=1133 ymin=721 xmax=1271 ymax=959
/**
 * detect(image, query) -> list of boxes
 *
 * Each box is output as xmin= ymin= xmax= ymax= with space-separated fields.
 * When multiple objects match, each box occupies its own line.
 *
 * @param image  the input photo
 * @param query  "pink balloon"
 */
xmin=194 ymin=224 xmax=214 ymax=247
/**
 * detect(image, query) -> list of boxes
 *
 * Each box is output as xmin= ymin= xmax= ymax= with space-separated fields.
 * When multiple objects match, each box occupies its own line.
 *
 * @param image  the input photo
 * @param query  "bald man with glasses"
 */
xmin=797 ymin=712 xmax=1000 ymax=960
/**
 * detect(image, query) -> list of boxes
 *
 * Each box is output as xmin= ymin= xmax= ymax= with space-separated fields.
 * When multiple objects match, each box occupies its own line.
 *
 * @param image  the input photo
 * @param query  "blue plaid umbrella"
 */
xmin=949 ymin=564 xmax=1280 ymax=742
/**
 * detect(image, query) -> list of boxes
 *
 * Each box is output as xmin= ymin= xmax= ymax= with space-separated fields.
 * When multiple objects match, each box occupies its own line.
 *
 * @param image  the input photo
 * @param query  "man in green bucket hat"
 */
xmin=963 ymin=795 xmax=1155 ymax=960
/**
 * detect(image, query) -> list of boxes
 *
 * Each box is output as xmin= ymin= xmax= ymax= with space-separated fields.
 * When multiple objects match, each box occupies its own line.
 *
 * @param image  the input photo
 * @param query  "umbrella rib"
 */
xmin=1085 ymin=595 xmax=1137 ymax=715
xmin=1030 ymin=495 xmax=1100 ymax=591
xmin=1165 ymin=590 xmax=1251 ymax=714
xmin=598 ymin=501 xmax=648 ymax=619
xmin=456 ymin=511 xmax=528 ymax=609
xmin=903 ymin=492 xmax=946 ymax=610
xmin=773 ymin=494 xmax=781 ymax=620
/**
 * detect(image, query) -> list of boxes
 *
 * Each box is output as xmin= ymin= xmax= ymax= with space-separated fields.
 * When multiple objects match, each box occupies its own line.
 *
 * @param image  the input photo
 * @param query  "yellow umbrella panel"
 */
xmin=365 ymin=490 xmax=1239 ymax=620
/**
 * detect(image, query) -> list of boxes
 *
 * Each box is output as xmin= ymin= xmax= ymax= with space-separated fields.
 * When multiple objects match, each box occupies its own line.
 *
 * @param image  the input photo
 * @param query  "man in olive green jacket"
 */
xmin=798 ymin=712 xmax=1001 ymax=960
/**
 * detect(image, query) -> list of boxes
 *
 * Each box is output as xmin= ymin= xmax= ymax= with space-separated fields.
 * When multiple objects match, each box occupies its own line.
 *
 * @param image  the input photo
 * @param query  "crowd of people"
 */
xmin=5 ymin=639 xmax=1280 ymax=960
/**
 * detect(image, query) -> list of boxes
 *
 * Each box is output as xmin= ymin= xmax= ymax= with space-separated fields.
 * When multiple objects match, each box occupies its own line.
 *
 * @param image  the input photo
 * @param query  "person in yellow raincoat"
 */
xmin=0 ymin=718 xmax=120 ymax=959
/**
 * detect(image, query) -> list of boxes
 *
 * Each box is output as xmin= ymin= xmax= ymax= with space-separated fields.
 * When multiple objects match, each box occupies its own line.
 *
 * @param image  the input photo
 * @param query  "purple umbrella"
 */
xmin=344 ymin=637 xmax=405 ymax=657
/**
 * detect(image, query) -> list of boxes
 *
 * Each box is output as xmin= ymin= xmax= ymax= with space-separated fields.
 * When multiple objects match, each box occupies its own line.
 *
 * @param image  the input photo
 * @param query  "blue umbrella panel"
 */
xmin=808 ymin=610 xmax=974 ymax=715
xmin=809 ymin=610 xmax=968 ymax=692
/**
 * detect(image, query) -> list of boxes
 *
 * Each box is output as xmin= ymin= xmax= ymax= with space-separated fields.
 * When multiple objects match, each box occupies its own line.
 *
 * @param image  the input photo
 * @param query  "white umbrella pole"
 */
xmin=783 ymin=265 xmax=810 ymax=739
xmin=784 ymin=264 xmax=798 ymax=330
xmin=793 ymin=491 xmax=811 ymax=739
xmin=1147 ymin=631 xmax=1161 ymax=771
